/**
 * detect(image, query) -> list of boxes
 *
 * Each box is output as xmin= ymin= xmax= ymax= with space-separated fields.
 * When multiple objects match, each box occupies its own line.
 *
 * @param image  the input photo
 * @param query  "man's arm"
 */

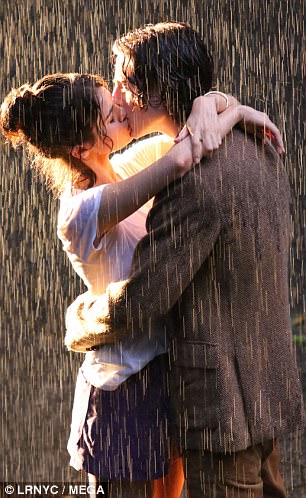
xmin=65 ymin=170 xmax=221 ymax=352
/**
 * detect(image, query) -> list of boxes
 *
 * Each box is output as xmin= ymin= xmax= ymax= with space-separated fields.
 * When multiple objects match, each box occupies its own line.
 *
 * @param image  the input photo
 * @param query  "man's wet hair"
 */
xmin=114 ymin=22 xmax=214 ymax=127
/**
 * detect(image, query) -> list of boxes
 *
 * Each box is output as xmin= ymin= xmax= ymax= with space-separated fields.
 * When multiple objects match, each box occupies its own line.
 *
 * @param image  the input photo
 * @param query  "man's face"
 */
xmin=112 ymin=52 xmax=167 ymax=139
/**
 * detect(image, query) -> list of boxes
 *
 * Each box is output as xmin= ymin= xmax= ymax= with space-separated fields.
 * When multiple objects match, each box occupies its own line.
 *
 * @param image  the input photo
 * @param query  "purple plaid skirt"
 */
xmin=67 ymin=354 xmax=171 ymax=480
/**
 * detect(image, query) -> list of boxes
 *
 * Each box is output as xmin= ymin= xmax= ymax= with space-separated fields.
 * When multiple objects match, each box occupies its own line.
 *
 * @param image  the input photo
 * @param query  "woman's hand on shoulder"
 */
xmin=175 ymin=93 xmax=240 ymax=163
xmin=175 ymin=96 xmax=220 ymax=163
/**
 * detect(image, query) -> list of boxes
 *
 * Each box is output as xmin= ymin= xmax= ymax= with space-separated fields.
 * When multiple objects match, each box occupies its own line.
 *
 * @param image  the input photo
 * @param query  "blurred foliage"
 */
xmin=293 ymin=313 xmax=306 ymax=344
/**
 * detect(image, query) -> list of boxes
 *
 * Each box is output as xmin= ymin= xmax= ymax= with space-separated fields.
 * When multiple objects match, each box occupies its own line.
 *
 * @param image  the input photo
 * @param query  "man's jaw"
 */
xmin=126 ymin=106 xmax=179 ymax=139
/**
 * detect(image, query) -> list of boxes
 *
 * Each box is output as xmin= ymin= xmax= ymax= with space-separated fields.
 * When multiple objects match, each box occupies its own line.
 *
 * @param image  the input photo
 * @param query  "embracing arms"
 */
xmin=96 ymin=136 xmax=194 ymax=235
xmin=96 ymin=97 xmax=284 ymax=236
xmin=65 ymin=173 xmax=221 ymax=351
xmin=177 ymin=94 xmax=285 ymax=160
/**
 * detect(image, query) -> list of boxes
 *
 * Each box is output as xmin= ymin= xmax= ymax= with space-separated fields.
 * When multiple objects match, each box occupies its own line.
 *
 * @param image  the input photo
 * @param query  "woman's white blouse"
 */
xmin=57 ymin=135 xmax=173 ymax=390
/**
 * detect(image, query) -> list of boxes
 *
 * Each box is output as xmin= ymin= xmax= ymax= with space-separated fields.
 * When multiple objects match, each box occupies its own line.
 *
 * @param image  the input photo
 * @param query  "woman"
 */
xmin=0 ymin=73 xmax=284 ymax=498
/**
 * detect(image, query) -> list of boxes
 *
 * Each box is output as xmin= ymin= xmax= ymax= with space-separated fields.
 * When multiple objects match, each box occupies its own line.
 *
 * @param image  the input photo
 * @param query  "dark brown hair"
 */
xmin=0 ymin=73 xmax=110 ymax=195
xmin=114 ymin=22 xmax=214 ymax=128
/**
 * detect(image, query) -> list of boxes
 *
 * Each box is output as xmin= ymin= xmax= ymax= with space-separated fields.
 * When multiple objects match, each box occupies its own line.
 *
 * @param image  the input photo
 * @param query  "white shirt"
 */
xmin=57 ymin=135 xmax=173 ymax=390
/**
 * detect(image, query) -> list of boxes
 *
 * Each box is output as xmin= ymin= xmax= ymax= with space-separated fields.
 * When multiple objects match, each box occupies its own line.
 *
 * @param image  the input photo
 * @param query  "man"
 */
xmin=66 ymin=22 xmax=304 ymax=497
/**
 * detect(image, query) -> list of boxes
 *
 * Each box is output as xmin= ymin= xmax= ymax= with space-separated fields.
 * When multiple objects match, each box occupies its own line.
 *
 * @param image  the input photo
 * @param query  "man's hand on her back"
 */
xmin=65 ymin=291 xmax=110 ymax=352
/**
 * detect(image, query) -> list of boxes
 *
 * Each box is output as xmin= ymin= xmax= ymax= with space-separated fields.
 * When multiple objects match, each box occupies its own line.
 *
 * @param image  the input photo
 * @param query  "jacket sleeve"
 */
xmin=65 ymin=170 xmax=221 ymax=351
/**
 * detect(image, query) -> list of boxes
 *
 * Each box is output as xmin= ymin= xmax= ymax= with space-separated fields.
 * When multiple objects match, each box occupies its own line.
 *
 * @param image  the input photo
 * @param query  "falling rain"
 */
xmin=0 ymin=1 xmax=305 ymax=496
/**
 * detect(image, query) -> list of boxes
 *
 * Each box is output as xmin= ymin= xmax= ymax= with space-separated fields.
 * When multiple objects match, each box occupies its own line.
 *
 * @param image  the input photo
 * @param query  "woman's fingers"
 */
xmin=175 ymin=124 xmax=217 ymax=162
xmin=192 ymin=133 xmax=222 ymax=162
xmin=174 ymin=124 xmax=189 ymax=143
xmin=266 ymin=122 xmax=285 ymax=154
xmin=192 ymin=136 xmax=203 ymax=163
xmin=241 ymin=107 xmax=285 ymax=155
xmin=262 ymin=114 xmax=285 ymax=154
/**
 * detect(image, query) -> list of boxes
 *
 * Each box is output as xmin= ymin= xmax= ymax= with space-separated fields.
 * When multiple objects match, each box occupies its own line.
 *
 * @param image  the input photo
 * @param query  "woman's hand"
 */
xmin=238 ymin=105 xmax=285 ymax=154
xmin=175 ymin=93 xmax=240 ymax=163
xmin=175 ymin=96 xmax=220 ymax=163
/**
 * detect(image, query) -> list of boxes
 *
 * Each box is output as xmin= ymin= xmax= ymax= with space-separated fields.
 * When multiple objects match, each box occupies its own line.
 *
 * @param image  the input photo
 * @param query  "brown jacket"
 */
xmin=67 ymin=129 xmax=304 ymax=452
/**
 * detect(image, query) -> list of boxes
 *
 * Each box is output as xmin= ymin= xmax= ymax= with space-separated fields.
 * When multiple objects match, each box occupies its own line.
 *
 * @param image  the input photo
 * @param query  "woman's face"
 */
xmin=93 ymin=86 xmax=132 ymax=154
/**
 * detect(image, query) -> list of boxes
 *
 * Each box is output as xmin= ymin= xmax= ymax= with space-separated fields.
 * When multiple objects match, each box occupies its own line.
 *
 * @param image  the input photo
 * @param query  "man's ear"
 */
xmin=71 ymin=142 xmax=93 ymax=161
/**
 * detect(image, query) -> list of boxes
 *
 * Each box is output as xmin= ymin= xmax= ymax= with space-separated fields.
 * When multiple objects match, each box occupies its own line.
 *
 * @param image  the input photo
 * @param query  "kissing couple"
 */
xmin=1 ymin=21 xmax=303 ymax=498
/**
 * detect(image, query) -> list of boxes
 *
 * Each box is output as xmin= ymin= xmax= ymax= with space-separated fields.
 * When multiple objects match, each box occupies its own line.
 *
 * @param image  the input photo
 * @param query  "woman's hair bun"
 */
xmin=19 ymin=87 xmax=33 ymax=100
xmin=0 ymin=84 xmax=34 ymax=138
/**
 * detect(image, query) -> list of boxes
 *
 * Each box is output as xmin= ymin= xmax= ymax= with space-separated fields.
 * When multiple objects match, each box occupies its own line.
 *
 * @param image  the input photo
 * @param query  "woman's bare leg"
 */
xmin=88 ymin=473 xmax=99 ymax=498
xmin=152 ymin=455 xmax=185 ymax=498
xmin=87 ymin=442 xmax=185 ymax=498
xmin=88 ymin=473 xmax=153 ymax=498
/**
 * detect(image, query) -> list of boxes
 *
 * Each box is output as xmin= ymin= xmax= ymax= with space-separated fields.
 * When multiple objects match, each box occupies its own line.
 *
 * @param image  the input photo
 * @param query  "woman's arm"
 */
xmin=98 ymin=137 xmax=194 ymax=235
xmin=97 ymin=94 xmax=238 ymax=236
xmin=98 ymin=104 xmax=284 ymax=237
xmin=215 ymin=104 xmax=285 ymax=154
xmin=97 ymin=94 xmax=239 ymax=236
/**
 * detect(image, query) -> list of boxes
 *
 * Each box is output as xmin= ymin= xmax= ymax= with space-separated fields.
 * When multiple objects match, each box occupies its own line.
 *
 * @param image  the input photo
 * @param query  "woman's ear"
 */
xmin=71 ymin=142 xmax=93 ymax=161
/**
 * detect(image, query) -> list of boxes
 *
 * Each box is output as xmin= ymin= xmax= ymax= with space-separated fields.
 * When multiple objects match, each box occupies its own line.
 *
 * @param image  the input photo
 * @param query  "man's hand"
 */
xmin=64 ymin=291 xmax=110 ymax=352
xmin=64 ymin=281 xmax=130 ymax=352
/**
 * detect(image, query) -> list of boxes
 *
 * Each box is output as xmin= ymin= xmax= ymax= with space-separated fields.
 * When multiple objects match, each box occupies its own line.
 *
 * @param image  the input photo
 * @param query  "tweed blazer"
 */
xmin=66 ymin=129 xmax=304 ymax=452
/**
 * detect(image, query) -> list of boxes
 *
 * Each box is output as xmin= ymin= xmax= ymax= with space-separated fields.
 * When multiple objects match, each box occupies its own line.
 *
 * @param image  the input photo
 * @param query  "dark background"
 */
xmin=0 ymin=0 xmax=305 ymax=492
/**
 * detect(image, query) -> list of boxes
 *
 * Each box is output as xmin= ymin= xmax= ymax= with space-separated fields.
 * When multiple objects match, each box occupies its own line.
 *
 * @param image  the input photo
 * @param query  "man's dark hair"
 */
xmin=114 ymin=22 xmax=214 ymax=127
